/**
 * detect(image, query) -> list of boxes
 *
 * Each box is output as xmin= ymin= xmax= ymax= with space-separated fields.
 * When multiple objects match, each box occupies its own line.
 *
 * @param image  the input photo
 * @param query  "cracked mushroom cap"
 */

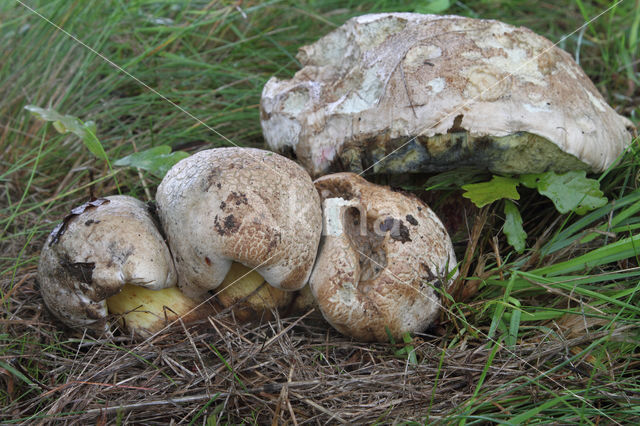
xmin=155 ymin=147 xmax=322 ymax=300
xmin=261 ymin=13 xmax=636 ymax=178
xmin=309 ymin=173 xmax=457 ymax=342
xmin=38 ymin=195 xmax=178 ymax=334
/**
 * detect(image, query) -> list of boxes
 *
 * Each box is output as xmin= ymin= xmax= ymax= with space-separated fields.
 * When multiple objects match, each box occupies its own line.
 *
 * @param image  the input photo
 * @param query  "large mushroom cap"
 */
xmin=155 ymin=147 xmax=322 ymax=300
xmin=38 ymin=195 xmax=177 ymax=334
xmin=261 ymin=13 xmax=636 ymax=178
xmin=309 ymin=173 xmax=457 ymax=342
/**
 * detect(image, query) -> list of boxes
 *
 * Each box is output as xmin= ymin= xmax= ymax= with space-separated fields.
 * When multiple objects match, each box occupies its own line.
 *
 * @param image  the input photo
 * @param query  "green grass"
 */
xmin=1 ymin=0 xmax=639 ymax=423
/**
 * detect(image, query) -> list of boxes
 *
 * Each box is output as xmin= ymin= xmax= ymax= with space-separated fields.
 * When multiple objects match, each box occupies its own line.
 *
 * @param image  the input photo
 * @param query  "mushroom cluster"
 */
xmin=38 ymin=13 xmax=634 ymax=342
xmin=38 ymin=147 xmax=456 ymax=341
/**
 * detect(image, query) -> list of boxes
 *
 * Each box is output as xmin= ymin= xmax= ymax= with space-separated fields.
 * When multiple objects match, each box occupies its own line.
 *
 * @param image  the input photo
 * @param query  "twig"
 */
xmin=289 ymin=391 xmax=348 ymax=424
xmin=82 ymin=393 xmax=230 ymax=416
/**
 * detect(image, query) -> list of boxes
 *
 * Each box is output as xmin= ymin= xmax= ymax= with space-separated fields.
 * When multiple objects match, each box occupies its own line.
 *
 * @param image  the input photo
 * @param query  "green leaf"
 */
xmin=519 ymin=173 xmax=541 ymax=189
xmin=509 ymin=394 xmax=571 ymax=424
xmin=0 ymin=360 xmax=35 ymax=387
xmin=534 ymin=171 xmax=608 ymax=215
xmin=506 ymin=297 xmax=521 ymax=347
xmin=461 ymin=176 xmax=520 ymax=208
xmin=487 ymin=302 xmax=506 ymax=341
xmin=393 ymin=332 xmax=418 ymax=365
xmin=24 ymin=105 xmax=108 ymax=160
xmin=534 ymin=233 xmax=640 ymax=278
xmin=415 ymin=0 xmax=451 ymax=14
xmin=503 ymin=200 xmax=527 ymax=253
xmin=114 ymin=146 xmax=189 ymax=178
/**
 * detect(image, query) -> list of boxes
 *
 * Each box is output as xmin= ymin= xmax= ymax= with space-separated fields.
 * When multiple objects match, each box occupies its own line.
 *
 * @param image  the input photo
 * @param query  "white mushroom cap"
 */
xmin=261 ymin=13 xmax=636 ymax=177
xmin=155 ymin=147 xmax=322 ymax=300
xmin=309 ymin=173 xmax=457 ymax=342
xmin=38 ymin=195 xmax=177 ymax=333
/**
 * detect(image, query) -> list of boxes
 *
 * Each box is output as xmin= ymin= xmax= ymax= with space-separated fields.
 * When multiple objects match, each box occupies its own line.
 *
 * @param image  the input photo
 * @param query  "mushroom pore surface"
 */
xmin=309 ymin=173 xmax=457 ymax=342
xmin=155 ymin=147 xmax=322 ymax=300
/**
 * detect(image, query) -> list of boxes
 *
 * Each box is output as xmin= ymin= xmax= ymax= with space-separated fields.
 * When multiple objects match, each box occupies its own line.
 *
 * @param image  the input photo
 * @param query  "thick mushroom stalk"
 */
xmin=309 ymin=173 xmax=457 ymax=342
xmin=155 ymin=147 xmax=322 ymax=300
xmin=106 ymin=285 xmax=203 ymax=337
xmin=38 ymin=195 xmax=201 ymax=336
xmin=214 ymin=262 xmax=293 ymax=322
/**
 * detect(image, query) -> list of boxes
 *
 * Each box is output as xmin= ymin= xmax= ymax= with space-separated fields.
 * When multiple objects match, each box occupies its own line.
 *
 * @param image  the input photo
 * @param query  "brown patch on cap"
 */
xmin=38 ymin=195 xmax=177 ymax=335
xmin=406 ymin=214 xmax=418 ymax=226
xmin=309 ymin=173 xmax=457 ymax=342
xmin=156 ymin=147 xmax=322 ymax=301
xmin=226 ymin=191 xmax=249 ymax=206
xmin=50 ymin=198 xmax=110 ymax=246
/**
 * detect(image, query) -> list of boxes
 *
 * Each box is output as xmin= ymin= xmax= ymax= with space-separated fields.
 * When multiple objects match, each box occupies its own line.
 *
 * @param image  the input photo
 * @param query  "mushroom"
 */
xmin=38 ymin=195 xmax=207 ymax=336
xmin=214 ymin=262 xmax=293 ymax=322
xmin=106 ymin=285 xmax=204 ymax=337
xmin=155 ymin=147 xmax=323 ymax=305
xmin=260 ymin=13 xmax=636 ymax=178
xmin=309 ymin=173 xmax=457 ymax=342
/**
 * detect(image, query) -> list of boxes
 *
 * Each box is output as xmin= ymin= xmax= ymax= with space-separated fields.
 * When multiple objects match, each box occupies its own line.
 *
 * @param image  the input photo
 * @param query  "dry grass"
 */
xmin=3 ymin=289 xmax=636 ymax=424
xmin=1 ymin=0 xmax=639 ymax=424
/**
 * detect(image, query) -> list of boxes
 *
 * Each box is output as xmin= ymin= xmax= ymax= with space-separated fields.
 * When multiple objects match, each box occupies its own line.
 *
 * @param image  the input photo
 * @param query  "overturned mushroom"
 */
xmin=309 ymin=173 xmax=457 ymax=342
xmin=155 ymin=147 xmax=322 ymax=307
xmin=38 ymin=195 xmax=207 ymax=336
xmin=261 ymin=13 xmax=636 ymax=178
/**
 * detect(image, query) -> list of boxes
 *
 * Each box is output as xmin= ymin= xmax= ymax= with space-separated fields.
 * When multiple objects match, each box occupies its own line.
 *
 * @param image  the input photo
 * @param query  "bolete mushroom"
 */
xmin=155 ymin=147 xmax=322 ymax=309
xmin=261 ymin=13 xmax=636 ymax=178
xmin=309 ymin=173 xmax=457 ymax=342
xmin=38 ymin=195 xmax=207 ymax=336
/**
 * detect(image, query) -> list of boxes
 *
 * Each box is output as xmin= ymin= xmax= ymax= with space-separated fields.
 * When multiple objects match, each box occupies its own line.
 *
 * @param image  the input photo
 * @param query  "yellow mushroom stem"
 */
xmin=106 ymin=285 xmax=207 ymax=337
xmin=215 ymin=262 xmax=293 ymax=322
xmin=106 ymin=263 xmax=297 ymax=335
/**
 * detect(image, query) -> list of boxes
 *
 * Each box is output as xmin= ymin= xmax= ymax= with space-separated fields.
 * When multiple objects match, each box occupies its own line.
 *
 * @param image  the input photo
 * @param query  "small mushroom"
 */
xmin=309 ymin=173 xmax=457 ymax=342
xmin=38 ymin=195 xmax=206 ymax=336
xmin=261 ymin=13 xmax=636 ymax=178
xmin=155 ymin=147 xmax=322 ymax=301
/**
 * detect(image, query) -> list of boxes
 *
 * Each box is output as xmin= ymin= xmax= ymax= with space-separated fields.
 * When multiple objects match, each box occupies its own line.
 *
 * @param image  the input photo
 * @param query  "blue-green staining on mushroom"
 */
xmin=261 ymin=13 xmax=635 ymax=178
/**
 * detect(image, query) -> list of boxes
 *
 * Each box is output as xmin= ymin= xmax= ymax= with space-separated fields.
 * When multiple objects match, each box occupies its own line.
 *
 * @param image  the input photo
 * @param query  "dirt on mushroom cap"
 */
xmin=37 ymin=195 xmax=178 ymax=334
xmin=261 ymin=13 xmax=636 ymax=178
